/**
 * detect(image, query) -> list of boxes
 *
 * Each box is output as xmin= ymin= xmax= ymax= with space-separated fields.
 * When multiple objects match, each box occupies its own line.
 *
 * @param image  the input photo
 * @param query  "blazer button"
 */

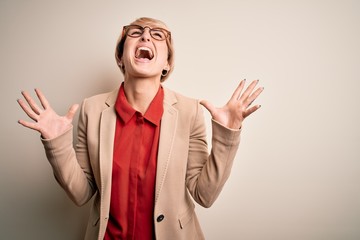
xmin=157 ymin=214 xmax=165 ymax=222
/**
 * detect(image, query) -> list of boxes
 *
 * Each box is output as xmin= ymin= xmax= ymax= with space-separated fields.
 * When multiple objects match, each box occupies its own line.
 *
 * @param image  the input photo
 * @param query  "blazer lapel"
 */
xmin=155 ymin=88 xmax=178 ymax=203
xmin=99 ymin=89 xmax=118 ymax=217
xmin=97 ymin=87 xmax=178 ymax=205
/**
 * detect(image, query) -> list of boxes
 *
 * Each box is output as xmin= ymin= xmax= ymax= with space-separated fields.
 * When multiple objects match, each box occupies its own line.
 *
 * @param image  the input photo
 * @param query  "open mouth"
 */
xmin=135 ymin=47 xmax=154 ymax=60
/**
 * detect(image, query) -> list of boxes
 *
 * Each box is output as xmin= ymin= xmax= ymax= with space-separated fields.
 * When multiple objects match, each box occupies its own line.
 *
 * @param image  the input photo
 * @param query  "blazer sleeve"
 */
xmin=41 ymin=98 xmax=96 ymax=206
xmin=186 ymin=102 xmax=241 ymax=208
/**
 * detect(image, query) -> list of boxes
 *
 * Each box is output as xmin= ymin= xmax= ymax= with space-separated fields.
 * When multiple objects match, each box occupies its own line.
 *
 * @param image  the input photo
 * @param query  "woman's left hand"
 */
xmin=200 ymin=79 xmax=264 ymax=129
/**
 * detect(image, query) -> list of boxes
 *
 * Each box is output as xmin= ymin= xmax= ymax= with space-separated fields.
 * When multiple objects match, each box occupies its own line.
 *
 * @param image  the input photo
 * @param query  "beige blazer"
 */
xmin=42 ymin=87 xmax=240 ymax=240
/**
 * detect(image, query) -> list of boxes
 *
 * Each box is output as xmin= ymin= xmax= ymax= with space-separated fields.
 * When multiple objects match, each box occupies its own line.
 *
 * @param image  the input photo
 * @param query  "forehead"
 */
xmin=130 ymin=19 xmax=169 ymax=31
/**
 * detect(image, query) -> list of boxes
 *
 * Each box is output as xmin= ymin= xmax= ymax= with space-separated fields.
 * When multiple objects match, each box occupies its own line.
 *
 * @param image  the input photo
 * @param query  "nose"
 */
xmin=141 ymin=28 xmax=151 ymax=42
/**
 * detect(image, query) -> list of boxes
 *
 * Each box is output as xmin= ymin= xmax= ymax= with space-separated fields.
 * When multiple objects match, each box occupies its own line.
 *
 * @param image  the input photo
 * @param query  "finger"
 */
xmin=245 ymin=86 xmax=264 ymax=107
xmin=239 ymin=79 xmax=259 ymax=102
xmin=200 ymin=100 xmax=216 ymax=116
xmin=35 ymin=88 xmax=50 ymax=109
xmin=21 ymin=90 xmax=43 ymax=114
xmin=17 ymin=98 xmax=39 ymax=121
xmin=244 ymin=105 xmax=261 ymax=118
xmin=230 ymin=79 xmax=246 ymax=101
xmin=18 ymin=119 xmax=41 ymax=132
xmin=65 ymin=104 xmax=79 ymax=121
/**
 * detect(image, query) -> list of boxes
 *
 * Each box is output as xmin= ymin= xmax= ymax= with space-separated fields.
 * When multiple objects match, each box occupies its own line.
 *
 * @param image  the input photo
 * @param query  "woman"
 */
xmin=18 ymin=17 xmax=263 ymax=240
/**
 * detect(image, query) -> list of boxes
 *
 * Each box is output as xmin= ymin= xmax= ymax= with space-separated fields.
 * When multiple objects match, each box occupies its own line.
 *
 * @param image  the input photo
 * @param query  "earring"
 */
xmin=162 ymin=69 xmax=168 ymax=77
xmin=118 ymin=62 xmax=125 ymax=71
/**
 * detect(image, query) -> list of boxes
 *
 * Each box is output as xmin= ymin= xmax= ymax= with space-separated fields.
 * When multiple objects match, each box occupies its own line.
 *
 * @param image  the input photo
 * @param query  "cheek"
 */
xmin=157 ymin=45 xmax=169 ymax=63
xmin=122 ymin=40 xmax=134 ymax=61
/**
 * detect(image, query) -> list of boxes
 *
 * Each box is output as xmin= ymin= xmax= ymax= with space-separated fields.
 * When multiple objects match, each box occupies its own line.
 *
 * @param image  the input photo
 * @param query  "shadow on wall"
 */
xmin=4 ymin=72 xmax=121 ymax=240
xmin=2 ymin=167 xmax=91 ymax=239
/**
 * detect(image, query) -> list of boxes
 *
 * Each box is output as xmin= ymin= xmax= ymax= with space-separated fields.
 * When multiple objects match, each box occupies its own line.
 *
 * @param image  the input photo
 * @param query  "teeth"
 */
xmin=135 ymin=47 xmax=154 ymax=60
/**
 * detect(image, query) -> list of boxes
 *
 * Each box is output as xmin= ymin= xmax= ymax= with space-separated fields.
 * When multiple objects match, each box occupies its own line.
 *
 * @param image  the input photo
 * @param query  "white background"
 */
xmin=1 ymin=0 xmax=359 ymax=239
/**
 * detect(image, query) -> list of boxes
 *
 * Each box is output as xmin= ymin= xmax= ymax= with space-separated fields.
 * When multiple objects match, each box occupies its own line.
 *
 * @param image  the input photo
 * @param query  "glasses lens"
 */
xmin=125 ymin=25 xmax=169 ymax=41
xmin=150 ymin=29 xmax=167 ymax=41
xmin=127 ymin=26 xmax=143 ymax=37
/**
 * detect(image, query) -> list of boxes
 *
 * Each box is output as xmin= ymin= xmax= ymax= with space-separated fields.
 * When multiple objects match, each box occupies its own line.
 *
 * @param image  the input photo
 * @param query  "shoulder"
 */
xmin=84 ymin=89 xmax=118 ymax=105
xmin=163 ymin=87 xmax=199 ymax=108
xmin=81 ymin=88 xmax=119 ymax=114
xmin=163 ymin=87 xmax=203 ymax=123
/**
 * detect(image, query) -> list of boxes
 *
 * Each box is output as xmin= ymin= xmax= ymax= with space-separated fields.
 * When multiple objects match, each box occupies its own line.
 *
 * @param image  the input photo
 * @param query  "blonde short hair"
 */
xmin=115 ymin=17 xmax=174 ymax=82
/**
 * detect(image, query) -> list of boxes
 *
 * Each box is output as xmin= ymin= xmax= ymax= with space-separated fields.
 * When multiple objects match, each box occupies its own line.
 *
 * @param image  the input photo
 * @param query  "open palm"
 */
xmin=200 ymin=79 xmax=263 ymax=129
xmin=17 ymin=89 xmax=79 ymax=139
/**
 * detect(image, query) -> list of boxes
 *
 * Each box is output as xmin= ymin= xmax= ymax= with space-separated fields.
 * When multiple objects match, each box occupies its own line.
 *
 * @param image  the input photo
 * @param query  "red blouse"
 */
xmin=104 ymin=84 xmax=164 ymax=240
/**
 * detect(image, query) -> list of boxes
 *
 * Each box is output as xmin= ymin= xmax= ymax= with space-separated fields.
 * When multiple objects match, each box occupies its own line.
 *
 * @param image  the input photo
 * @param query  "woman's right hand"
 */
xmin=17 ymin=89 xmax=79 ymax=139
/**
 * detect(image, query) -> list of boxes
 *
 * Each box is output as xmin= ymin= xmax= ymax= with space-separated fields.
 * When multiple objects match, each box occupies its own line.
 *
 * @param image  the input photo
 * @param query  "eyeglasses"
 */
xmin=123 ymin=25 xmax=171 ymax=41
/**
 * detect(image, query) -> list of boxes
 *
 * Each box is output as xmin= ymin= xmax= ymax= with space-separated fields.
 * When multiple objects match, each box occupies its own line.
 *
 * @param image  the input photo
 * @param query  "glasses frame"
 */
xmin=122 ymin=24 xmax=171 ymax=41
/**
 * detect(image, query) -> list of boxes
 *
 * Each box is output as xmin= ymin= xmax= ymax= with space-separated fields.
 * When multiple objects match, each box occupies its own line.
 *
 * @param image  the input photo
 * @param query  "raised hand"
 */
xmin=200 ymin=79 xmax=263 ymax=129
xmin=17 ymin=89 xmax=79 ymax=139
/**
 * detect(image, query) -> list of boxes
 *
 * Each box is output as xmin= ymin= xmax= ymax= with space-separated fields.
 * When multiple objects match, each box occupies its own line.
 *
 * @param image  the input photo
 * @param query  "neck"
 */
xmin=123 ymin=76 xmax=161 ymax=114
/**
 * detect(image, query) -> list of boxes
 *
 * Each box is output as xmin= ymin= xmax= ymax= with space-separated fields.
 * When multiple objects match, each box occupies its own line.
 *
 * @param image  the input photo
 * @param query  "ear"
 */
xmin=117 ymin=58 xmax=123 ymax=67
xmin=117 ymin=58 xmax=125 ymax=72
xmin=164 ymin=62 xmax=170 ymax=71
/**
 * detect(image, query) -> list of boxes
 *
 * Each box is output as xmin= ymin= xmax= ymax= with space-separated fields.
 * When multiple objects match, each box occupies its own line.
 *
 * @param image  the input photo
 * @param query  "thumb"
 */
xmin=200 ymin=100 xmax=216 ymax=116
xmin=66 ymin=104 xmax=79 ymax=121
